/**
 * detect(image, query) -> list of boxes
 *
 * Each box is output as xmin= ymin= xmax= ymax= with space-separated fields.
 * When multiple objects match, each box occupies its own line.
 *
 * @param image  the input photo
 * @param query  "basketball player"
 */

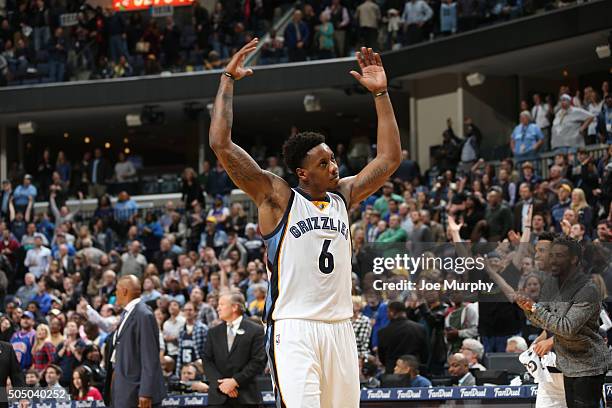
xmin=209 ymin=39 xmax=400 ymax=407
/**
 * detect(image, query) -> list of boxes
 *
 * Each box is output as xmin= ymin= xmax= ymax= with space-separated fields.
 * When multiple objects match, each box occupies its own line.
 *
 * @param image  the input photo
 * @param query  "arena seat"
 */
xmin=483 ymin=353 xmax=526 ymax=376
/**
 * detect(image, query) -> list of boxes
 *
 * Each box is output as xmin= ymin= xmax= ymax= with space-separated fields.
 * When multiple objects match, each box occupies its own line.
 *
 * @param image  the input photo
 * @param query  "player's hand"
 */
xmin=350 ymin=47 xmax=387 ymax=94
xmin=533 ymin=337 xmax=554 ymax=357
xmin=138 ymin=396 xmax=152 ymax=408
xmin=224 ymin=38 xmax=258 ymax=80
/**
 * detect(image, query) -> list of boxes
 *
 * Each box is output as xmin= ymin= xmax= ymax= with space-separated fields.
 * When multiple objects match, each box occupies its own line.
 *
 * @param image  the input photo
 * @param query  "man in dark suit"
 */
xmin=513 ymin=182 xmax=545 ymax=233
xmin=0 ymin=180 xmax=12 ymax=222
xmin=378 ymin=301 xmax=428 ymax=374
xmin=0 ymin=340 xmax=26 ymax=408
xmin=87 ymin=148 xmax=113 ymax=198
xmin=204 ymin=292 xmax=267 ymax=407
xmin=111 ymin=275 xmax=166 ymax=408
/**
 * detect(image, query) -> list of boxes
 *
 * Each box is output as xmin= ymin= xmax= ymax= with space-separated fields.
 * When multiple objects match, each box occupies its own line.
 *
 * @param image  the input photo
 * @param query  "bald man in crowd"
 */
xmin=448 ymin=353 xmax=476 ymax=386
xmin=110 ymin=275 xmax=166 ymax=408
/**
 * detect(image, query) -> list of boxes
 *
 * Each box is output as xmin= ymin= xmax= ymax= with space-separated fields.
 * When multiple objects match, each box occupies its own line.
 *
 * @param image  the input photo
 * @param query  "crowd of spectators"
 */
xmin=0 ymin=79 xmax=611 ymax=399
xmin=0 ymin=0 xmax=593 ymax=86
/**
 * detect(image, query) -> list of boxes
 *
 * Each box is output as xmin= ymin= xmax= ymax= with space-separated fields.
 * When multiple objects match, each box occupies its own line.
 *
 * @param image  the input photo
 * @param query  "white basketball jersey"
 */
xmin=263 ymin=188 xmax=353 ymax=322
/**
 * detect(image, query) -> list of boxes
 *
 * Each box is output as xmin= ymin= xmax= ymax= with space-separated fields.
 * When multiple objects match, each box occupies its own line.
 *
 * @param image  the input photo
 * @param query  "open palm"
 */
xmin=225 ymin=38 xmax=258 ymax=80
xmin=350 ymin=47 xmax=387 ymax=93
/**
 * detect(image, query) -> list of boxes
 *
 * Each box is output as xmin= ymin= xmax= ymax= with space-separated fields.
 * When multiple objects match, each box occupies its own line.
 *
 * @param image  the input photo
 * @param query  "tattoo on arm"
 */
xmin=222 ymin=145 xmax=259 ymax=185
xmin=355 ymin=163 xmax=388 ymax=191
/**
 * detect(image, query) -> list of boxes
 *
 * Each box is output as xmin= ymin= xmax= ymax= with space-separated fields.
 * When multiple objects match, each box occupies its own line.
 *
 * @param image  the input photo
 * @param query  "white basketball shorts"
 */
xmin=266 ymin=319 xmax=360 ymax=408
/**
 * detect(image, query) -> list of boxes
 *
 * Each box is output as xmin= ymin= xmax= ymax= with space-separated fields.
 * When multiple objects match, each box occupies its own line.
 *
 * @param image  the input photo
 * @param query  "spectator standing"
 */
xmin=317 ymin=12 xmax=335 ymax=60
xmin=119 ymin=240 xmax=147 ymax=278
xmin=551 ymin=183 xmax=571 ymax=232
xmin=30 ymin=0 xmax=50 ymax=52
xmin=175 ymin=301 xmax=208 ymax=377
xmin=597 ymin=92 xmax=612 ymax=144
xmin=324 ymin=0 xmax=350 ymax=57
xmin=114 ymin=152 xmax=137 ymax=184
xmin=551 ymin=94 xmax=594 ymax=151
xmin=106 ymin=7 xmax=129 ymax=62
xmin=12 ymin=175 xmax=36 ymax=214
xmin=284 ymin=9 xmax=309 ymax=62
xmin=401 ymin=0 xmax=433 ymax=45
xmin=10 ymin=311 xmax=36 ymax=370
xmin=47 ymin=27 xmax=68 ymax=82
xmin=24 ymin=235 xmax=51 ymax=279
xmin=378 ymin=301 xmax=428 ymax=374
xmin=355 ymin=0 xmax=381 ymax=48
xmin=458 ymin=118 xmax=482 ymax=175
xmin=484 ymin=187 xmax=513 ymax=241
xmin=162 ymin=299 xmax=185 ymax=360
xmin=0 ymin=180 xmax=12 ymax=222
xmin=511 ymin=111 xmax=544 ymax=166
xmin=440 ymin=0 xmax=457 ymax=35
xmin=161 ymin=17 xmax=181 ymax=68
xmin=351 ymin=296 xmax=372 ymax=358
xmin=203 ymin=292 xmax=267 ymax=407
xmin=87 ymin=148 xmax=112 ymax=198
xmin=532 ymin=93 xmax=552 ymax=151
xmin=394 ymin=149 xmax=421 ymax=182
xmin=206 ymin=161 xmax=233 ymax=202
xmin=182 ymin=167 xmax=205 ymax=211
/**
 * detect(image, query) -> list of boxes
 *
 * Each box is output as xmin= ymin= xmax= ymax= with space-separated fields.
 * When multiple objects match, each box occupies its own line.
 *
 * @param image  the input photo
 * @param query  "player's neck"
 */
xmin=297 ymin=184 xmax=327 ymax=201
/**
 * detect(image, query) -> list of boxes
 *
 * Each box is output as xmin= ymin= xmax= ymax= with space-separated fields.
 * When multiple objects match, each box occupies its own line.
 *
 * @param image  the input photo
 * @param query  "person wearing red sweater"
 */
xmin=71 ymin=366 xmax=103 ymax=401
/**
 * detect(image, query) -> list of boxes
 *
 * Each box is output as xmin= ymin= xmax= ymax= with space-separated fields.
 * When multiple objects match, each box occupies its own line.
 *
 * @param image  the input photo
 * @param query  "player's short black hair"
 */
xmin=282 ymin=131 xmax=326 ymax=174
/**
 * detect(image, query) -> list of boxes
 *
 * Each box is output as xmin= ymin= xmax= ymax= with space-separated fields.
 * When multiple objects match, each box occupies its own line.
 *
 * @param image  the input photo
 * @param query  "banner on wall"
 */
xmin=113 ymin=0 xmax=193 ymax=11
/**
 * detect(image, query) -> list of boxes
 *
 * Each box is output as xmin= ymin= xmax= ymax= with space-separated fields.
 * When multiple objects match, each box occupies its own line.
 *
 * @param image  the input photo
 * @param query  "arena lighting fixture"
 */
xmin=596 ymin=45 xmax=611 ymax=59
xmin=17 ymin=121 xmax=36 ymax=135
xmin=126 ymin=113 xmax=142 ymax=127
xmin=466 ymin=73 xmax=486 ymax=87
xmin=304 ymin=94 xmax=322 ymax=112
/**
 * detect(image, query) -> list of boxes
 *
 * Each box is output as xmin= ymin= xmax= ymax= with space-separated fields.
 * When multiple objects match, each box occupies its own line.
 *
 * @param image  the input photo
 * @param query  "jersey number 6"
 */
xmin=318 ymin=239 xmax=334 ymax=274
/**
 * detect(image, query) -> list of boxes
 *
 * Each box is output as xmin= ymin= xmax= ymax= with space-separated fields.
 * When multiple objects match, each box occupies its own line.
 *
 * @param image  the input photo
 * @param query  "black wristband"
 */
xmin=223 ymin=71 xmax=234 ymax=80
xmin=374 ymin=90 xmax=388 ymax=98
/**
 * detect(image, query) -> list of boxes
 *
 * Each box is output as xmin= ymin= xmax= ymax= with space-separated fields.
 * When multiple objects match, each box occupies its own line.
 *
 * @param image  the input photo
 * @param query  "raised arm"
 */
xmin=338 ymin=48 xmax=401 ymax=207
xmin=209 ymin=39 xmax=289 ymax=210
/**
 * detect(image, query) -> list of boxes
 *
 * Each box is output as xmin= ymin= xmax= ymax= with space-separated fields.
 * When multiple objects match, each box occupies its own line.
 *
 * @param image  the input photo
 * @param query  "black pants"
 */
xmin=209 ymin=403 xmax=261 ymax=408
xmin=564 ymin=374 xmax=605 ymax=408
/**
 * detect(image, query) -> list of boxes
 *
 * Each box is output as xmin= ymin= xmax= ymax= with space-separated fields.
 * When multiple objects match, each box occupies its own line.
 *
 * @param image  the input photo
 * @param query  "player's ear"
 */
xmin=296 ymin=167 xmax=307 ymax=181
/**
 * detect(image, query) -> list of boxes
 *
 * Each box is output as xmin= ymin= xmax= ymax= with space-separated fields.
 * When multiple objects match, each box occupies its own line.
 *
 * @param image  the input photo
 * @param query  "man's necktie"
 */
xmin=227 ymin=326 xmax=235 ymax=352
